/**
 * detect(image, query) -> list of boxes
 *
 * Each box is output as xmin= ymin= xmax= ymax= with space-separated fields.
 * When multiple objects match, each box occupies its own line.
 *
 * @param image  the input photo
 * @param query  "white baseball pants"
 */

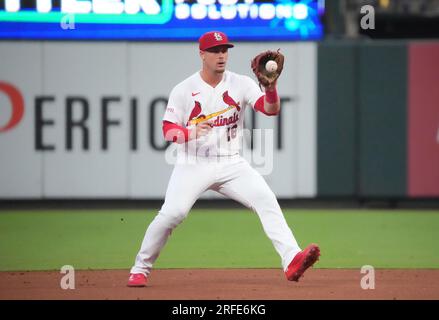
xmin=130 ymin=155 xmax=301 ymax=276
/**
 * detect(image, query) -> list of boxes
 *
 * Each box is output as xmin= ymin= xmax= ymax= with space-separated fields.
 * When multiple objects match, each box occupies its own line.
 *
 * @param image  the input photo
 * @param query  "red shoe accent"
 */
xmin=285 ymin=244 xmax=320 ymax=282
xmin=127 ymin=273 xmax=147 ymax=287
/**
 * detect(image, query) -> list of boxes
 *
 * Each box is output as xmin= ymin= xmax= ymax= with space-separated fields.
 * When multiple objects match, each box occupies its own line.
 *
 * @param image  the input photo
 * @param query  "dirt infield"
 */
xmin=1 ymin=269 xmax=438 ymax=300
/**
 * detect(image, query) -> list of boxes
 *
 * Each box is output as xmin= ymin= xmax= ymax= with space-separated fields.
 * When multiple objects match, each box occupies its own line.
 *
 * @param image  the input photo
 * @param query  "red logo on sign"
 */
xmin=0 ymin=81 xmax=24 ymax=133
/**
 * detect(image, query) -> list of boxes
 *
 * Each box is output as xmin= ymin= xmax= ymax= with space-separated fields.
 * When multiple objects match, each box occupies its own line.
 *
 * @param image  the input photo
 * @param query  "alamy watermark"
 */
xmin=360 ymin=5 xmax=375 ymax=30
xmin=60 ymin=265 xmax=75 ymax=290
xmin=360 ymin=265 xmax=375 ymax=290
xmin=61 ymin=14 xmax=75 ymax=30
xmin=164 ymin=127 xmax=274 ymax=175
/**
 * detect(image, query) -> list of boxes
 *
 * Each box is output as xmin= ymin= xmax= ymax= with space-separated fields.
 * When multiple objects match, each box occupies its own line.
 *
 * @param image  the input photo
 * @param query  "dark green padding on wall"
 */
xmin=358 ymin=43 xmax=407 ymax=197
xmin=317 ymin=41 xmax=357 ymax=197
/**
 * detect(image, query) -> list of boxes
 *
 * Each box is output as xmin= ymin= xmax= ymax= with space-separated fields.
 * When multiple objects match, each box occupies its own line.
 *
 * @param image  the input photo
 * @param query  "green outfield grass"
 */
xmin=0 ymin=209 xmax=438 ymax=271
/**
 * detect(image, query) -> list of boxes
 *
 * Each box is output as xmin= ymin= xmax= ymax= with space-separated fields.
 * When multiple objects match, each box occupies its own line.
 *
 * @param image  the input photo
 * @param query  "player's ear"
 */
xmin=199 ymin=50 xmax=205 ymax=61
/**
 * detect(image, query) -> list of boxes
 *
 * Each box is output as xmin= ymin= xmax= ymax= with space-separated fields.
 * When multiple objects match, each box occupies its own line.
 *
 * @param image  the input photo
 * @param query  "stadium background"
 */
xmin=1 ymin=0 xmax=439 ymax=300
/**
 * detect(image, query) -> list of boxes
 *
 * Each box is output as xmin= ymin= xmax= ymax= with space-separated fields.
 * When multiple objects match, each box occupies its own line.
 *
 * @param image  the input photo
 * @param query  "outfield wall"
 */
xmin=317 ymin=41 xmax=439 ymax=199
xmin=1 ymin=40 xmax=438 ymax=200
xmin=0 ymin=42 xmax=317 ymax=199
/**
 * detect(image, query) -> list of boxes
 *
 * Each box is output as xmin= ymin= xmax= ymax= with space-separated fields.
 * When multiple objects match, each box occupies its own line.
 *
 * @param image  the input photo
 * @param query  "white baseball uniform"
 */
xmin=130 ymin=70 xmax=301 ymax=276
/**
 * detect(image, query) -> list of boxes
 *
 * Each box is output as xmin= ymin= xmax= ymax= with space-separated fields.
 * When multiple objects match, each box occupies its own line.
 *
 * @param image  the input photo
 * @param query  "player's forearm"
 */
xmin=264 ymin=103 xmax=280 ymax=115
xmin=264 ymin=87 xmax=280 ymax=114
xmin=264 ymin=86 xmax=280 ymax=112
xmin=254 ymin=86 xmax=280 ymax=116
xmin=162 ymin=121 xmax=191 ymax=144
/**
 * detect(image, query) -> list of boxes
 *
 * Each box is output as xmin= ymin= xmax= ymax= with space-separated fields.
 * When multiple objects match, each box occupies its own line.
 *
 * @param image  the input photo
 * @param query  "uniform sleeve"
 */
xmin=163 ymin=86 xmax=185 ymax=126
xmin=162 ymin=120 xmax=190 ymax=143
xmin=242 ymin=75 xmax=264 ymax=110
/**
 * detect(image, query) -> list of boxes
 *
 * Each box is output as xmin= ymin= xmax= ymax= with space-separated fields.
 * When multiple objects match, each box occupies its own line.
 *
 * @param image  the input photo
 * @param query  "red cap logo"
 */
xmin=0 ymin=81 xmax=24 ymax=133
xmin=199 ymin=31 xmax=234 ymax=51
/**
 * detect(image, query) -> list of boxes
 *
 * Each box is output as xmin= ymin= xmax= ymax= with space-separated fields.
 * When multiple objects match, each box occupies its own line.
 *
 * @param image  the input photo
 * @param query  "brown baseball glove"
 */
xmin=251 ymin=49 xmax=284 ymax=88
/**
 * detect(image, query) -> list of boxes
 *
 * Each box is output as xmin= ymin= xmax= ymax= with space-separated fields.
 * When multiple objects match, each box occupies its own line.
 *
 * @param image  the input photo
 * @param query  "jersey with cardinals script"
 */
xmin=163 ymin=70 xmax=264 ymax=157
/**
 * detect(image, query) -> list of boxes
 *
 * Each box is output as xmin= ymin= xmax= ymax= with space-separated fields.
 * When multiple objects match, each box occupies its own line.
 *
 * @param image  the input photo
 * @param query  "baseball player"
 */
xmin=128 ymin=31 xmax=320 ymax=287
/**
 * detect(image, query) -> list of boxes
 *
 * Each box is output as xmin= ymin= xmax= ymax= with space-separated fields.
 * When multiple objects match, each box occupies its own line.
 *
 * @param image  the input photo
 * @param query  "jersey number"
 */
xmin=227 ymin=124 xmax=238 ymax=142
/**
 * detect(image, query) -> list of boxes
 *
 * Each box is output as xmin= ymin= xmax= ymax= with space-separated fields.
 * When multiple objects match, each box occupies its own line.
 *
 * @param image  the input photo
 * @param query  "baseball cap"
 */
xmin=199 ymin=31 xmax=234 ymax=51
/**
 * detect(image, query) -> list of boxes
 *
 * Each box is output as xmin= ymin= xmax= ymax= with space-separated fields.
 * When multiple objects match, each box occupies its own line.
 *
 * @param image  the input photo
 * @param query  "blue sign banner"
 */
xmin=0 ymin=0 xmax=325 ymax=40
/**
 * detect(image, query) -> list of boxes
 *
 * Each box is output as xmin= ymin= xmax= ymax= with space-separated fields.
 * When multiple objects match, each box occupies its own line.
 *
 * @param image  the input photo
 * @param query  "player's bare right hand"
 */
xmin=194 ymin=122 xmax=212 ymax=138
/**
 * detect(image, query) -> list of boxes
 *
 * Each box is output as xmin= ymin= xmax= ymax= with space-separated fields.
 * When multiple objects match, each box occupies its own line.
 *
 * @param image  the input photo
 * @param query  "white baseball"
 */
xmin=265 ymin=60 xmax=278 ymax=73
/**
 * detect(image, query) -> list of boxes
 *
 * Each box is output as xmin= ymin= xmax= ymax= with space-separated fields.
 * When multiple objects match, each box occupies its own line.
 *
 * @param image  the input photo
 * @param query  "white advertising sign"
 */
xmin=0 ymin=41 xmax=316 ymax=199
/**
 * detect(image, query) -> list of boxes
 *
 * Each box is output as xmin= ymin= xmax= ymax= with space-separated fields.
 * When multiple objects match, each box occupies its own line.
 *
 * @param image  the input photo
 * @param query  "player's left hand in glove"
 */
xmin=251 ymin=49 xmax=284 ymax=89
